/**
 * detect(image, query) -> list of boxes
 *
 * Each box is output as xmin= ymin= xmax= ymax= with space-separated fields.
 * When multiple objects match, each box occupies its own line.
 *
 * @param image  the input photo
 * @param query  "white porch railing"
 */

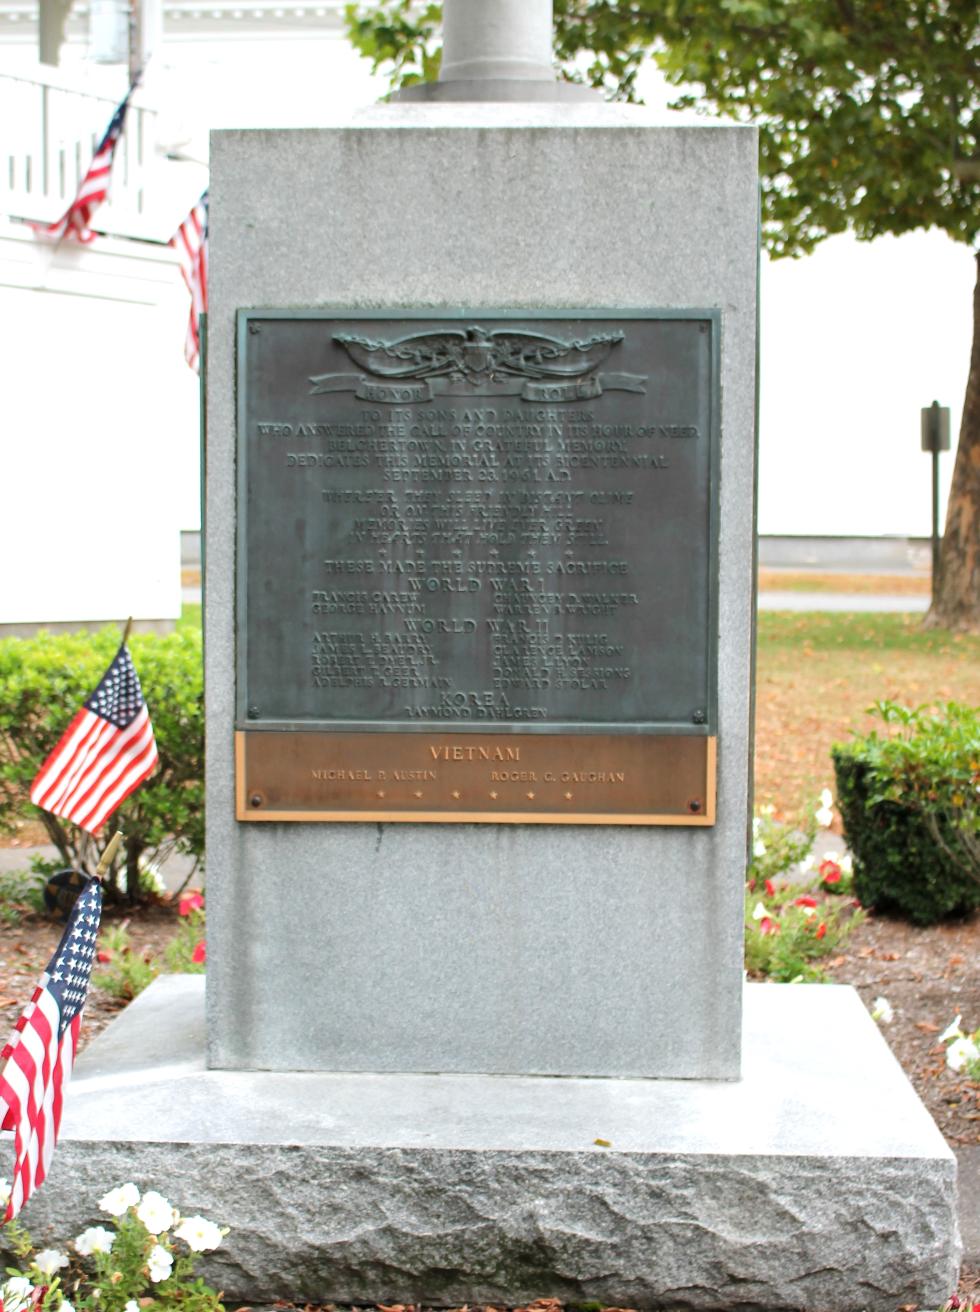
xmin=0 ymin=64 xmax=167 ymax=239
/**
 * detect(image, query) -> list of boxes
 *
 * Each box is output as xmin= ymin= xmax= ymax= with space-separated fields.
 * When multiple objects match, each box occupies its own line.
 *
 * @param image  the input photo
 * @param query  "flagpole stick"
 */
xmin=122 ymin=616 xmax=133 ymax=644
xmin=95 ymin=830 xmax=125 ymax=881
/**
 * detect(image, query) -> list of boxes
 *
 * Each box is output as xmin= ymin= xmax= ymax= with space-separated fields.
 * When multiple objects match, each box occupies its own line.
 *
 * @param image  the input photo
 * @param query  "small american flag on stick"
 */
xmin=39 ymin=84 xmax=135 ymax=244
xmin=0 ymin=843 xmax=113 ymax=1219
xmin=171 ymin=191 xmax=208 ymax=372
xmin=30 ymin=641 xmax=158 ymax=834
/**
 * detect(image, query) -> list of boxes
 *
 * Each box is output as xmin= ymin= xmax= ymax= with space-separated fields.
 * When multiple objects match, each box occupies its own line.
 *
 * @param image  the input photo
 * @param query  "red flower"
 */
xmin=96 ymin=949 xmax=113 ymax=963
xmin=764 ymin=879 xmax=775 ymax=897
xmin=819 ymin=859 xmax=842 ymax=884
xmin=815 ymin=922 xmax=827 ymax=939
xmin=191 ymin=940 xmax=207 ymax=964
xmin=179 ymin=891 xmax=205 ymax=917
xmin=794 ymin=895 xmax=818 ymax=908
xmin=759 ymin=917 xmax=780 ymax=936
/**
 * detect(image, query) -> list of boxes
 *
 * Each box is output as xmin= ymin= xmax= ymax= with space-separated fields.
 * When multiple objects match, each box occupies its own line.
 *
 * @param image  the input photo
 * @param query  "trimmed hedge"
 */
xmin=0 ymin=626 xmax=203 ymax=903
xmin=832 ymin=701 xmax=980 ymax=926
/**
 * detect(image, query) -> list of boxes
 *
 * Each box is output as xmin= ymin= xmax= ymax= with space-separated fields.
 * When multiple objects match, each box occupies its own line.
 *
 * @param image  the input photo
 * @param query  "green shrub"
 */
xmin=0 ymin=626 xmax=203 ymax=904
xmin=832 ymin=701 xmax=980 ymax=926
xmin=0 ymin=869 xmax=47 ymax=923
xmin=94 ymin=896 xmax=205 ymax=1001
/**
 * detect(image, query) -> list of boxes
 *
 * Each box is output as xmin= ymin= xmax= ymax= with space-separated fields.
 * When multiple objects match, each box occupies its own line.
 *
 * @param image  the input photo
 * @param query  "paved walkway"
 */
xmin=0 ymin=844 xmax=197 ymax=891
xmin=759 ymin=590 xmax=929 ymax=613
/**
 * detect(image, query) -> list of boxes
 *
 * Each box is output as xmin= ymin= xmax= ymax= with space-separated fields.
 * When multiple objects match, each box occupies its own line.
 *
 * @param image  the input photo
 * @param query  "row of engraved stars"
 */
xmin=374 ymin=788 xmax=577 ymax=802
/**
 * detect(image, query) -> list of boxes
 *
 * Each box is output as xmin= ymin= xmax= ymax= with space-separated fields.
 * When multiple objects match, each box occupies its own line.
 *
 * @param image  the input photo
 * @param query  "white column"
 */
xmin=440 ymin=0 xmax=554 ymax=83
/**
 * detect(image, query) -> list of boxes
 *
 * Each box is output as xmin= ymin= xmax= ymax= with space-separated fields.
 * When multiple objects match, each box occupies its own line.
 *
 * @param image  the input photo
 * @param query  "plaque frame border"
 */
xmin=234 ymin=306 xmax=721 ymax=742
xmin=235 ymin=731 xmax=717 ymax=826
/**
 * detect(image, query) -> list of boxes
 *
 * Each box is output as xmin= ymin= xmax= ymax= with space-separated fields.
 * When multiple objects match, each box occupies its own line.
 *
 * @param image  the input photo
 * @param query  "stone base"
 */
xmin=19 ymin=978 xmax=959 ymax=1311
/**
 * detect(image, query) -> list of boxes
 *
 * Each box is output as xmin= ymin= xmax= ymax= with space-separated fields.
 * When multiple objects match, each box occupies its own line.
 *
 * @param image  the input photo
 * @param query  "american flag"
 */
xmin=30 ymin=643 xmax=158 ymax=835
xmin=171 ymin=191 xmax=208 ymax=372
xmin=39 ymin=86 xmax=134 ymax=244
xmin=0 ymin=877 xmax=102 ymax=1220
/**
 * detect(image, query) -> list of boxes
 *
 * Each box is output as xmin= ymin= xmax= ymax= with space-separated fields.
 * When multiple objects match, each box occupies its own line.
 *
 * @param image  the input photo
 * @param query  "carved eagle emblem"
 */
xmin=334 ymin=325 xmax=626 ymax=386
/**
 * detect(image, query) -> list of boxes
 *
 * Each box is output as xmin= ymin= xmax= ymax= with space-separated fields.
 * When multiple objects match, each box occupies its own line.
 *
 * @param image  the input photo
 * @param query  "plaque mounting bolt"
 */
xmin=247 ymin=705 xmax=260 ymax=719
xmin=692 ymin=709 xmax=707 ymax=725
xmin=249 ymin=793 xmax=263 ymax=808
xmin=249 ymin=322 xmax=260 ymax=334
xmin=688 ymin=798 xmax=703 ymax=814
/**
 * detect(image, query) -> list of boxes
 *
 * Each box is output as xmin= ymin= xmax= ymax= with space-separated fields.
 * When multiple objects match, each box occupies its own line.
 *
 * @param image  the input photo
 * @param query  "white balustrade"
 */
xmin=0 ymin=65 xmax=161 ymax=238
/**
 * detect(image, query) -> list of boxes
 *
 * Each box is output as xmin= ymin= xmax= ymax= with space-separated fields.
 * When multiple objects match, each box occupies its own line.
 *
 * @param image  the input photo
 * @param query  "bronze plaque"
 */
xmin=237 ymin=731 xmax=715 ymax=825
xmin=236 ymin=310 xmax=719 ymax=824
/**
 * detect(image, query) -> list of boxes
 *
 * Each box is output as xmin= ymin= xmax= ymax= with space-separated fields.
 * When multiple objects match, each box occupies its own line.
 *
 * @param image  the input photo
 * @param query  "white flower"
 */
xmin=174 ymin=1215 xmax=224 ymax=1253
xmin=840 ymin=853 xmax=853 ymax=875
xmin=815 ymin=792 xmax=834 ymax=827
xmin=34 ymin=1250 xmax=69 ymax=1278
xmin=752 ymin=816 xmax=761 ymax=836
xmin=819 ymin=788 xmax=833 ymax=809
xmin=871 ymin=996 xmax=894 ymax=1024
xmin=0 ymin=1179 xmax=10 ymax=1206
xmin=138 ymin=857 xmax=166 ymax=895
xmin=753 ymin=839 xmax=767 ymax=858
xmin=751 ymin=900 xmax=767 ymax=921
xmin=798 ymin=853 xmax=816 ymax=874
xmin=58 ymin=1301 xmax=74 ymax=1312
xmin=946 ymin=1036 xmax=980 ymax=1073
xmin=136 ymin=1190 xmax=176 ymax=1234
xmin=147 ymin=1244 xmax=173 ymax=1283
xmin=939 ymin=1015 xmax=964 ymax=1044
xmin=98 ymin=1182 xmax=140 ymax=1217
xmin=74 ymin=1227 xmax=115 ymax=1256
xmin=798 ymin=903 xmax=816 ymax=918
xmin=3 ymin=1277 xmax=37 ymax=1312
xmin=125 ymin=1301 xmax=139 ymax=1312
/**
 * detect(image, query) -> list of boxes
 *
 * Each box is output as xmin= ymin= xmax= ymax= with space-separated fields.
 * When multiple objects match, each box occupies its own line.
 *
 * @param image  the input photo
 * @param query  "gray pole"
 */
xmin=921 ymin=399 xmax=950 ymax=603
xmin=932 ymin=443 xmax=941 ymax=599
xmin=441 ymin=0 xmax=555 ymax=83
xmin=392 ymin=0 xmax=594 ymax=102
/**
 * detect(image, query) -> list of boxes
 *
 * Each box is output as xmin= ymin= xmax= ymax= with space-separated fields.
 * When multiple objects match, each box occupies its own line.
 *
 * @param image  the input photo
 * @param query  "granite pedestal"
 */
xmin=22 ymin=976 xmax=958 ymax=1310
xmin=206 ymin=104 xmax=758 ymax=1078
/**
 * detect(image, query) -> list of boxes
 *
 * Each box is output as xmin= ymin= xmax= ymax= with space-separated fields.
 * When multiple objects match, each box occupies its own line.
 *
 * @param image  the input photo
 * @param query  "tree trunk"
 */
xmin=925 ymin=250 xmax=980 ymax=634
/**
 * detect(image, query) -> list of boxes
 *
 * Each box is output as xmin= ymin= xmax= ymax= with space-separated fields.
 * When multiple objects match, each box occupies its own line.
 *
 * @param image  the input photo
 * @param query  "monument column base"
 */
xmin=18 ymin=977 xmax=959 ymax=1312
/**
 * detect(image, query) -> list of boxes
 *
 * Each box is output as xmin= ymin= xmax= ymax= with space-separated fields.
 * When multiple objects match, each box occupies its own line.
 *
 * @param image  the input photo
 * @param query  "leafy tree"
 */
xmin=345 ymin=0 xmax=980 ymax=630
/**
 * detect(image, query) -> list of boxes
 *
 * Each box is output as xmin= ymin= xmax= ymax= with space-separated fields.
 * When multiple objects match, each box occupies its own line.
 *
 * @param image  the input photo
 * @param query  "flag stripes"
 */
xmin=171 ymin=192 xmax=208 ymax=372
xmin=39 ymin=88 xmax=135 ymax=244
xmin=0 ymin=877 xmax=100 ymax=1220
xmin=30 ymin=644 xmax=158 ymax=836
xmin=32 ymin=707 xmax=155 ymax=833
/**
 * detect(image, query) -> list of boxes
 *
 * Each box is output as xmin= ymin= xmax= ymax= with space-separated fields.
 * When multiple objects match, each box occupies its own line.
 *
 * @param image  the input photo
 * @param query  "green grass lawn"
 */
xmin=755 ymin=612 xmax=979 ymax=821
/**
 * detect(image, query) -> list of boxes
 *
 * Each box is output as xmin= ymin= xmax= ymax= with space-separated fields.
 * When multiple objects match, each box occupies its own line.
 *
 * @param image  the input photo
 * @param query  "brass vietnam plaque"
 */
xmin=236 ymin=310 xmax=719 ymax=825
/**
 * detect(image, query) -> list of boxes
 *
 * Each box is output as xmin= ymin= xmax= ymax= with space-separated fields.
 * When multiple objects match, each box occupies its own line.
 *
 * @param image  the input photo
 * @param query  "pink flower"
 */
xmin=179 ymin=892 xmax=205 ymax=917
xmin=191 ymin=940 xmax=206 ymax=964
xmin=759 ymin=917 xmax=779 ymax=936
xmin=96 ymin=950 xmax=113 ymax=963
xmin=764 ymin=879 xmax=775 ymax=897
xmin=794 ymin=895 xmax=818 ymax=908
xmin=819 ymin=859 xmax=842 ymax=884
